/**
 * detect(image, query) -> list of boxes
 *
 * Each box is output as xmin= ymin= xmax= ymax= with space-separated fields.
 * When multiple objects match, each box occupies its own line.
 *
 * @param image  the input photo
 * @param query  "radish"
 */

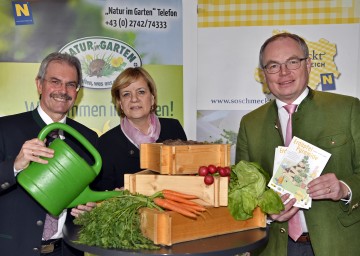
xmin=198 ymin=166 xmax=209 ymax=176
xmin=204 ymin=175 xmax=214 ymax=185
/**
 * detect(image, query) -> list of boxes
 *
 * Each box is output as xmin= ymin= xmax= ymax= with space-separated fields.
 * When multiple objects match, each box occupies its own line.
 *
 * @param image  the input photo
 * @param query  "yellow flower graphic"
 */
xmin=92 ymin=120 xmax=111 ymax=136
xmin=86 ymin=54 xmax=93 ymax=62
xmin=111 ymin=57 xmax=123 ymax=67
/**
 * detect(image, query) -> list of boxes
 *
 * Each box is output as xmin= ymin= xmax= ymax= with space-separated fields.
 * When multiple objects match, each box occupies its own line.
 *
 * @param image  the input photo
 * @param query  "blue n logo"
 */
xmin=320 ymin=73 xmax=336 ymax=91
xmin=12 ymin=2 xmax=34 ymax=25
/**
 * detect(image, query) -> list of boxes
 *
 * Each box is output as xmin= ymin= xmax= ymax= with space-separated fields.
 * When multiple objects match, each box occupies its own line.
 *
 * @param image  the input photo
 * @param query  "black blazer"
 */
xmin=0 ymin=110 xmax=98 ymax=256
xmin=91 ymin=118 xmax=187 ymax=190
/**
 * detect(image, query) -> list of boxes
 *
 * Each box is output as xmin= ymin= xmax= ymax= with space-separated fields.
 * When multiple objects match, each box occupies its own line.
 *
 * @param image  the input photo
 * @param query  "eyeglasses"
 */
xmin=263 ymin=57 xmax=307 ymax=74
xmin=43 ymin=78 xmax=80 ymax=91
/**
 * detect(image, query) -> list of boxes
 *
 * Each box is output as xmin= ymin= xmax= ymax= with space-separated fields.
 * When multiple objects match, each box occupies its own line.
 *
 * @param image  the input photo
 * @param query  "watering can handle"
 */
xmin=37 ymin=122 xmax=102 ymax=175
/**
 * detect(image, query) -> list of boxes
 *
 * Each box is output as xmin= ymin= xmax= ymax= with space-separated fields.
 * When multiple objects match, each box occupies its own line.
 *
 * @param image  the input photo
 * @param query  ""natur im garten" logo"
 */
xmin=59 ymin=36 xmax=142 ymax=89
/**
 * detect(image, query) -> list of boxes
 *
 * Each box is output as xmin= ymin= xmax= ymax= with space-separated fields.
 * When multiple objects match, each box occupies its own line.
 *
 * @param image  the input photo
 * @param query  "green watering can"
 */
xmin=17 ymin=122 xmax=120 ymax=216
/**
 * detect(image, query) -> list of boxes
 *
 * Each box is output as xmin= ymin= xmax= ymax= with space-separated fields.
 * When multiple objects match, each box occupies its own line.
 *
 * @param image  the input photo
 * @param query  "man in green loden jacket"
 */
xmin=236 ymin=32 xmax=360 ymax=256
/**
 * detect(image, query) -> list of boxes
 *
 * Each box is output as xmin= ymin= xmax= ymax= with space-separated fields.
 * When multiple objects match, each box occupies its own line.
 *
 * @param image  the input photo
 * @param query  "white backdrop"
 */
xmin=191 ymin=1 xmax=360 ymax=163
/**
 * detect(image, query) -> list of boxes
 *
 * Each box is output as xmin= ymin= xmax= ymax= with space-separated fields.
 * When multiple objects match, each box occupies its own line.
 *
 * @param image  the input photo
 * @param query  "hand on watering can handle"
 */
xmin=71 ymin=202 xmax=97 ymax=218
xmin=14 ymin=138 xmax=55 ymax=171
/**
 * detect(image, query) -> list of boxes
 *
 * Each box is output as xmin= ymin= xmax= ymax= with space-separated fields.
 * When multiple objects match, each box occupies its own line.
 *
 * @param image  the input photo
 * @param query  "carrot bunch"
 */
xmin=153 ymin=189 xmax=207 ymax=219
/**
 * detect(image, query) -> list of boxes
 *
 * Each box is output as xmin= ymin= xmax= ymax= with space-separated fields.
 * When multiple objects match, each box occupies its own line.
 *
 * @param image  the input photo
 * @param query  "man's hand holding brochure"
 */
xmin=268 ymin=137 xmax=331 ymax=209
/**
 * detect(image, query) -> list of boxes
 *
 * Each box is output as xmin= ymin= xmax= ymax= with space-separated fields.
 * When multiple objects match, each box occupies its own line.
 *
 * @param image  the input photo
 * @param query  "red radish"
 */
xmin=224 ymin=166 xmax=231 ymax=176
xmin=218 ymin=167 xmax=228 ymax=177
xmin=208 ymin=164 xmax=217 ymax=174
xmin=204 ymin=175 xmax=214 ymax=185
xmin=198 ymin=166 xmax=209 ymax=176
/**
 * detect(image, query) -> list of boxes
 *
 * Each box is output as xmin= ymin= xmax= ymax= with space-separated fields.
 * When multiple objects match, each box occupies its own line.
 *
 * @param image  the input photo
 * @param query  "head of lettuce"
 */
xmin=228 ymin=160 xmax=284 ymax=220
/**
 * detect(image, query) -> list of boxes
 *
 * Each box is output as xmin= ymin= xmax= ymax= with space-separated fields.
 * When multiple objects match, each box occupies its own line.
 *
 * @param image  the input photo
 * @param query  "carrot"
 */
xmin=162 ymin=192 xmax=199 ymax=206
xmin=165 ymin=197 xmax=207 ymax=212
xmin=162 ymin=199 xmax=205 ymax=216
xmin=153 ymin=198 xmax=197 ymax=219
xmin=183 ymin=203 xmax=207 ymax=212
xmin=168 ymin=200 xmax=208 ymax=220
xmin=162 ymin=189 xmax=198 ymax=200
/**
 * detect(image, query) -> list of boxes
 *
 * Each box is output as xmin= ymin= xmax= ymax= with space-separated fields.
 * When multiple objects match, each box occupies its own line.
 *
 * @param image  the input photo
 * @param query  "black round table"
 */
xmin=63 ymin=222 xmax=268 ymax=256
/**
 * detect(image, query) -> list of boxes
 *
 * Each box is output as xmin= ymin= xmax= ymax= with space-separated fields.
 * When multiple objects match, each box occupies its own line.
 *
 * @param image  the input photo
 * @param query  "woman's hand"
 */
xmin=71 ymin=189 xmax=123 ymax=218
xmin=71 ymin=202 xmax=97 ymax=218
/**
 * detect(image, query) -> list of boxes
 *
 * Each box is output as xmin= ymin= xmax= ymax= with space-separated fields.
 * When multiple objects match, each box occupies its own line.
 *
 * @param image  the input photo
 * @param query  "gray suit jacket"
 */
xmin=236 ymin=89 xmax=360 ymax=256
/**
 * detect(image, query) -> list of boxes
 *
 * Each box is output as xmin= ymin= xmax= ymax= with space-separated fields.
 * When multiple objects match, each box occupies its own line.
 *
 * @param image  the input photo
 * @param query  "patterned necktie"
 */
xmin=283 ymin=104 xmax=303 ymax=241
xmin=46 ymin=129 xmax=60 ymax=146
xmin=43 ymin=213 xmax=59 ymax=240
xmin=43 ymin=129 xmax=60 ymax=240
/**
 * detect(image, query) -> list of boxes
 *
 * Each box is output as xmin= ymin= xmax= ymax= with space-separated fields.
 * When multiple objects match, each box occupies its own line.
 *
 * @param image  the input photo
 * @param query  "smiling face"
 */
xmin=261 ymin=37 xmax=311 ymax=104
xmin=118 ymin=77 xmax=155 ymax=122
xmin=36 ymin=61 xmax=78 ymax=122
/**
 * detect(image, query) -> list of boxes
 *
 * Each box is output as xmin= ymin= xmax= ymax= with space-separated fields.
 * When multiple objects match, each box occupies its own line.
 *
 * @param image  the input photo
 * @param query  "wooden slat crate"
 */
xmin=124 ymin=170 xmax=228 ymax=207
xmin=139 ymin=206 xmax=266 ymax=246
xmin=140 ymin=143 xmax=231 ymax=175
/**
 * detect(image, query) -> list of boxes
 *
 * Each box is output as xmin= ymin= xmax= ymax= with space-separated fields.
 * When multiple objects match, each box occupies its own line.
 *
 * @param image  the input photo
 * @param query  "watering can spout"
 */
xmin=68 ymin=187 xmax=122 ymax=208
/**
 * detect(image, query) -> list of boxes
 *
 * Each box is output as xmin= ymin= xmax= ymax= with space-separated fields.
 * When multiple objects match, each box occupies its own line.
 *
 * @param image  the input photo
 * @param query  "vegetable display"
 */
xmin=228 ymin=160 xmax=284 ymax=220
xmin=74 ymin=160 xmax=283 ymax=250
xmin=74 ymin=189 xmax=205 ymax=249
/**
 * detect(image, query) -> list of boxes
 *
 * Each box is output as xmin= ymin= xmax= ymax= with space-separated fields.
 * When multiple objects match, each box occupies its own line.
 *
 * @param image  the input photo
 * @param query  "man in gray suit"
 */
xmin=236 ymin=33 xmax=360 ymax=256
xmin=0 ymin=52 xmax=98 ymax=256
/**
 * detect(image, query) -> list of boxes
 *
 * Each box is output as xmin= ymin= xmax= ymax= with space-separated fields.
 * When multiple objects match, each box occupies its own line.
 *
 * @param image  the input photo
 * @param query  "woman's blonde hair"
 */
xmin=111 ymin=67 xmax=158 ymax=117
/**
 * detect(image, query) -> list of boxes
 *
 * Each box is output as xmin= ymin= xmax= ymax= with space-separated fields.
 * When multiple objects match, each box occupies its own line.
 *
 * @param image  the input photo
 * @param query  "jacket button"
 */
xmin=280 ymin=228 xmax=286 ymax=233
xmin=36 ymin=220 xmax=44 ymax=226
xmin=1 ymin=182 xmax=10 ymax=189
xmin=129 ymin=150 xmax=134 ymax=155
xmin=33 ymin=247 xmax=40 ymax=252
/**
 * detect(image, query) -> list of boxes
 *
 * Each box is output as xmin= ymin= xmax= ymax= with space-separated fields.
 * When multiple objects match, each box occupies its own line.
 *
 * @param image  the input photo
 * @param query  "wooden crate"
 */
xmin=139 ymin=206 xmax=266 ymax=246
xmin=124 ymin=170 xmax=228 ymax=207
xmin=140 ymin=143 xmax=230 ymax=175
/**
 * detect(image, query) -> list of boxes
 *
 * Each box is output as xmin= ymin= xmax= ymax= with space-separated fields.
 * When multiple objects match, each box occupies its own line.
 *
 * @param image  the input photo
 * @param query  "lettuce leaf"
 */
xmin=258 ymin=189 xmax=284 ymax=214
xmin=228 ymin=160 xmax=284 ymax=220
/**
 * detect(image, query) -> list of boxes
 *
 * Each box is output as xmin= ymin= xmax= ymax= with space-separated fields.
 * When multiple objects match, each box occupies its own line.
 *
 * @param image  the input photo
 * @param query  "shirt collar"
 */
xmin=37 ymin=106 xmax=66 ymax=138
xmin=37 ymin=106 xmax=66 ymax=125
xmin=276 ymin=87 xmax=309 ymax=110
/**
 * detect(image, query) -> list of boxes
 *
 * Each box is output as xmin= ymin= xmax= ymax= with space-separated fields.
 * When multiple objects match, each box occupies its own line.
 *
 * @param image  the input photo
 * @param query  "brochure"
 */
xmin=268 ymin=137 xmax=331 ymax=209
